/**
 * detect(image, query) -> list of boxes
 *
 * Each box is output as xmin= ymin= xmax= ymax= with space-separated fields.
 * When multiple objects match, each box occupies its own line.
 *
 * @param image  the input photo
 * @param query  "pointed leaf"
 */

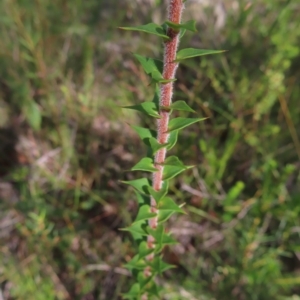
xmin=169 ymin=100 xmax=195 ymax=112
xmin=148 ymin=137 xmax=168 ymax=155
xmin=165 ymin=20 xmax=197 ymax=32
xmin=162 ymin=163 xmax=192 ymax=180
xmin=166 ymin=130 xmax=178 ymax=151
xmin=158 ymin=197 xmax=185 ymax=223
xmin=135 ymin=191 xmax=150 ymax=206
xmin=163 ymin=156 xmax=185 ymax=167
xmin=162 ymin=156 xmax=193 ymax=180
xmin=151 ymin=257 xmax=176 ymax=274
xmin=120 ymin=220 xmax=148 ymax=237
xmin=158 ymin=197 xmax=184 ymax=212
xmin=120 ymin=178 xmax=151 ymax=194
xmin=134 ymin=205 xmax=157 ymax=223
xmin=131 ymin=126 xmax=170 ymax=155
xmin=175 ymin=48 xmax=225 ymax=61
xmin=135 ymin=54 xmax=173 ymax=83
xmin=124 ymin=254 xmax=146 ymax=271
xmin=123 ymin=102 xmax=160 ymax=118
xmin=147 ymin=181 xmax=169 ymax=202
xmin=131 ymin=125 xmax=156 ymax=142
xmin=137 ymin=271 xmax=155 ymax=290
xmin=138 ymin=241 xmax=154 ymax=259
xmin=148 ymin=224 xmax=177 ymax=252
xmin=122 ymin=283 xmax=141 ymax=299
xmin=167 ymin=117 xmax=205 ymax=133
xmin=131 ymin=157 xmax=158 ymax=172
xmin=119 ymin=23 xmax=170 ymax=39
xmin=146 ymin=283 xmax=163 ymax=298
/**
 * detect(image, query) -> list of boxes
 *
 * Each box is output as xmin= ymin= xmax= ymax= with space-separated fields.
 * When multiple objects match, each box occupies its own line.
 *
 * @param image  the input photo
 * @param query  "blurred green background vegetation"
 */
xmin=0 ymin=0 xmax=299 ymax=299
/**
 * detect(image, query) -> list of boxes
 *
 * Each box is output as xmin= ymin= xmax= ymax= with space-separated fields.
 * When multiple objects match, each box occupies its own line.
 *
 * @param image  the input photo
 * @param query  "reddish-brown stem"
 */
xmin=146 ymin=0 xmax=184 ymax=255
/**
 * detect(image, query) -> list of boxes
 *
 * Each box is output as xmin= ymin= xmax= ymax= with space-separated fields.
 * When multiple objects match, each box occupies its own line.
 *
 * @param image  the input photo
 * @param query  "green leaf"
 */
xmin=135 ymin=54 xmax=173 ymax=83
xmin=124 ymin=255 xmax=146 ymax=271
xmin=152 ymin=84 xmax=160 ymax=107
xmin=175 ymin=48 xmax=225 ymax=61
xmin=137 ymin=271 xmax=155 ymax=291
xmin=131 ymin=125 xmax=169 ymax=155
xmin=158 ymin=197 xmax=185 ymax=223
xmin=148 ymin=224 xmax=177 ymax=252
xmin=135 ymin=191 xmax=150 ymax=206
xmin=146 ymin=283 xmax=163 ymax=298
xmin=120 ymin=220 xmax=148 ymax=237
xmin=148 ymin=137 xmax=168 ymax=155
xmin=151 ymin=257 xmax=176 ymax=274
xmin=168 ymin=100 xmax=195 ymax=112
xmin=120 ymin=178 xmax=151 ymax=194
xmin=122 ymin=283 xmax=141 ymax=299
xmin=158 ymin=197 xmax=185 ymax=214
xmin=165 ymin=20 xmax=197 ymax=32
xmin=166 ymin=130 xmax=178 ymax=151
xmin=24 ymin=101 xmax=41 ymax=131
xmin=123 ymin=102 xmax=160 ymax=118
xmin=138 ymin=241 xmax=154 ymax=259
xmin=179 ymin=28 xmax=186 ymax=39
xmin=131 ymin=125 xmax=156 ymax=142
xmin=162 ymin=156 xmax=193 ymax=180
xmin=131 ymin=157 xmax=158 ymax=172
xmin=147 ymin=181 xmax=169 ymax=202
xmin=133 ymin=205 xmax=157 ymax=223
xmin=168 ymin=117 xmax=205 ymax=132
xmin=119 ymin=23 xmax=170 ymax=39
xmin=223 ymin=181 xmax=245 ymax=206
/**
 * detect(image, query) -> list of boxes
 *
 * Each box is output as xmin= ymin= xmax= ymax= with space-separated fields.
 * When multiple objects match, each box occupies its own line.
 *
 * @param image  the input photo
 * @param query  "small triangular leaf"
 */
xmin=147 ymin=181 xmax=169 ymax=203
xmin=124 ymin=255 xmax=146 ymax=271
xmin=169 ymin=100 xmax=195 ymax=112
xmin=120 ymin=178 xmax=151 ymax=194
xmin=175 ymin=48 xmax=225 ymax=61
xmin=131 ymin=157 xmax=158 ymax=172
xmin=148 ymin=137 xmax=168 ymax=155
xmin=123 ymin=102 xmax=160 ymax=118
xmin=137 ymin=271 xmax=155 ymax=290
xmin=165 ymin=20 xmax=197 ymax=33
xmin=134 ymin=205 xmax=157 ymax=223
xmin=158 ymin=197 xmax=185 ymax=223
xmin=122 ymin=283 xmax=141 ymax=299
xmin=120 ymin=220 xmax=148 ymax=237
xmin=134 ymin=191 xmax=150 ymax=206
xmin=148 ymin=224 xmax=177 ymax=252
xmin=158 ymin=197 xmax=184 ymax=212
xmin=162 ymin=156 xmax=193 ymax=180
xmin=119 ymin=23 xmax=170 ymax=39
xmin=134 ymin=54 xmax=173 ymax=83
xmin=146 ymin=283 xmax=163 ymax=298
xmin=131 ymin=125 xmax=156 ymax=142
xmin=138 ymin=241 xmax=154 ymax=259
xmin=167 ymin=117 xmax=205 ymax=133
xmin=151 ymin=256 xmax=176 ymax=274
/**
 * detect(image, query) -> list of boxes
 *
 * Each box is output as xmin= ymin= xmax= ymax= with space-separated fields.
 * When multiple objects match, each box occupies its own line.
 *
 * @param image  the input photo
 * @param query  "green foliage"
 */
xmin=120 ymin=1 xmax=222 ymax=297
xmin=0 ymin=0 xmax=299 ymax=299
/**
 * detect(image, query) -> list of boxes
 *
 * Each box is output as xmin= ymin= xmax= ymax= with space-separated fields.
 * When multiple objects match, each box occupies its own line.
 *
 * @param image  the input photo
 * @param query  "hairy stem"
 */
xmin=147 ymin=0 xmax=184 ymax=253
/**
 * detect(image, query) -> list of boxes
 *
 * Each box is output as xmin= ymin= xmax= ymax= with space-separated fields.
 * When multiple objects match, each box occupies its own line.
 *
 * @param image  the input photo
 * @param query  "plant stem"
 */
xmin=147 ymin=0 xmax=184 ymax=252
